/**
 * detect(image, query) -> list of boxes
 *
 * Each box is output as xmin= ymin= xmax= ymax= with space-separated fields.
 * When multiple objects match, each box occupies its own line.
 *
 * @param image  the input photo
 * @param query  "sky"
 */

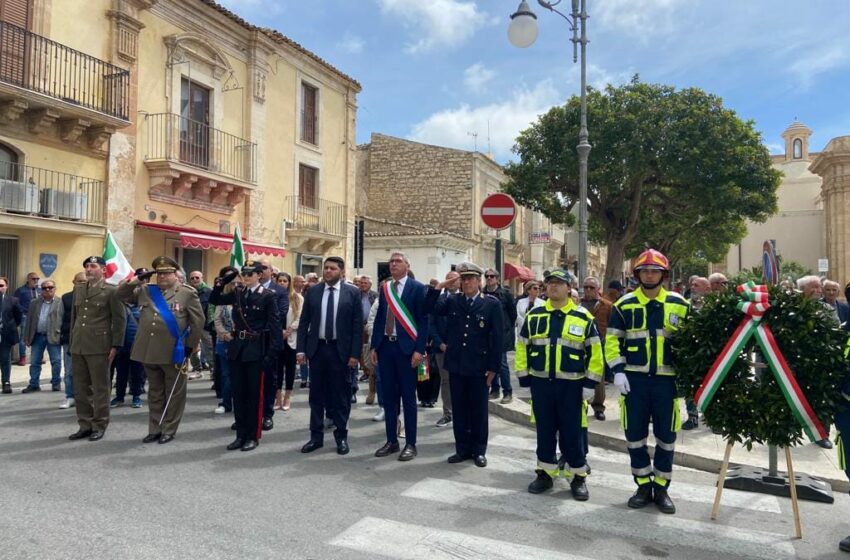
xmin=216 ymin=0 xmax=850 ymax=163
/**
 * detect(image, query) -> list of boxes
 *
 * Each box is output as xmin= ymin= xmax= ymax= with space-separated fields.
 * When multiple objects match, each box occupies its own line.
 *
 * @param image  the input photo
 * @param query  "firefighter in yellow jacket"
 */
xmin=605 ymin=249 xmax=689 ymax=514
xmin=515 ymin=269 xmax=604 ymax=500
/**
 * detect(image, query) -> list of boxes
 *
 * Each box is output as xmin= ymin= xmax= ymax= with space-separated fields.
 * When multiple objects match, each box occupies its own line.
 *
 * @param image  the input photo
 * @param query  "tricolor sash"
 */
xmin=384 ymin=281 xmax=417 ymax=340
xmin=148 ymin=285 xmax=189 ymax=365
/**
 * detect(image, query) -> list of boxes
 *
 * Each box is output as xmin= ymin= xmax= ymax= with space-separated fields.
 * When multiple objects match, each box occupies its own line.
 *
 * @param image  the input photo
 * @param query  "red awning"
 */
xmin=504 ymin=263 xmax=535 ymax=282
xmin=135 ymin=221 xmax=286 ymax=258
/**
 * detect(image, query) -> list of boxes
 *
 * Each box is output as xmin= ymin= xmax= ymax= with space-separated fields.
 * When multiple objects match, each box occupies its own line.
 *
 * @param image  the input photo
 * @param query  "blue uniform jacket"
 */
xmin=370 ymin=277 xmax=429 ymax=356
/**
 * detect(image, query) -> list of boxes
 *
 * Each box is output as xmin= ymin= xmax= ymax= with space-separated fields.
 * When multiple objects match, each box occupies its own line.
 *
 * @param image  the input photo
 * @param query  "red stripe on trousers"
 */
xmin=256 ymin=370 xmax=265 ymax=440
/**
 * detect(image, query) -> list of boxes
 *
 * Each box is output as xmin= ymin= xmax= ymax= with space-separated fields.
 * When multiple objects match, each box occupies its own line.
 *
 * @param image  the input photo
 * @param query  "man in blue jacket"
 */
xmin=370 ymin=252 xmax=429 ymax=462
xmin=14 ymin=272 xmax=40 ymax=366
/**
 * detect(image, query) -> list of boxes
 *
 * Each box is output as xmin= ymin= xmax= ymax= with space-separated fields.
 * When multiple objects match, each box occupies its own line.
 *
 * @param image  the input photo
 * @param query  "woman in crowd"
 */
xmin=515 ymin=280 xmax=542 ymax=340
xmin=276 ymin=272 xmax=302 ymax=411
xmin=213 ymin=266 xmax=238 ymax=415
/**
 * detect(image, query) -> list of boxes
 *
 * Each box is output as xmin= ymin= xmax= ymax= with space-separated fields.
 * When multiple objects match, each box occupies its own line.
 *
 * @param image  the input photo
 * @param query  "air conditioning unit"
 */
xmin=39 ymin=188 xmax=88 ymax=221
xmin=0 ymin=179 xmax=38 ymax=214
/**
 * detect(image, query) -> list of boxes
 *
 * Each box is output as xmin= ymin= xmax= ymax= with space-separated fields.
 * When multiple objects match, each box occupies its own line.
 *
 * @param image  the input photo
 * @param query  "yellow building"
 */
xmin=0 ymin=0 xmax=359 ymax=291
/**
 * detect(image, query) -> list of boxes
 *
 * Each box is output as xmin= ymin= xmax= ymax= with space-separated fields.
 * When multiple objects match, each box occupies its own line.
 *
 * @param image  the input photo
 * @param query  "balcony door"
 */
xmin=180 ymin=78 xmax=210 ymax=169
xmin=0 ymin=0 xmax=33 ymax=86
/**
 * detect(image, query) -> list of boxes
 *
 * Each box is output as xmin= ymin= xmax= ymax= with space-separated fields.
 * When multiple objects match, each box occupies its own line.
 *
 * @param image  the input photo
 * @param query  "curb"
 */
xmin=489 ymin=398 xmax=850 ymax=494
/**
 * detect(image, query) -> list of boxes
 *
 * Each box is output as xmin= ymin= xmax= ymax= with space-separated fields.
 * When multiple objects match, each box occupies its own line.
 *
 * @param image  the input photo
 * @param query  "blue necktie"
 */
xmin=325 ymin=286 xmax=335 ymax=340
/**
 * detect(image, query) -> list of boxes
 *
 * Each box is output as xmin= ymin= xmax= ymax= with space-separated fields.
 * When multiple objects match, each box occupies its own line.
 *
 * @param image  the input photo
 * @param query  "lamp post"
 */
xmin=508 ymin=0 xmax=590 ymax=283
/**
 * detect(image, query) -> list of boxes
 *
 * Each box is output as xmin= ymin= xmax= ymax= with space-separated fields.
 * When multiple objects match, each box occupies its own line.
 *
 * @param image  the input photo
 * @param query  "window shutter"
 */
xmin=0 ymin=0 xmax=32 ymax=28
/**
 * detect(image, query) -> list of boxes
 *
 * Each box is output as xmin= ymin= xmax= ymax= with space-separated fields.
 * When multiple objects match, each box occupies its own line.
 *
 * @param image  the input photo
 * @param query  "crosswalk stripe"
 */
xmin=484 ymin=453 xmax=782 ymax=513
xmin=402 ymin=478 xmax=796 ymax=559
xmin=329 ymin=516 xmax=594 ymax=560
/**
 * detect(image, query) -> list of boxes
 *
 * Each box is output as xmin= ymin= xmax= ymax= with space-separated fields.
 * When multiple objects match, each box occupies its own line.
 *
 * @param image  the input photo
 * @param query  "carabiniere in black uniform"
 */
xmin=209 ymin=261 xmax=283 ymax=452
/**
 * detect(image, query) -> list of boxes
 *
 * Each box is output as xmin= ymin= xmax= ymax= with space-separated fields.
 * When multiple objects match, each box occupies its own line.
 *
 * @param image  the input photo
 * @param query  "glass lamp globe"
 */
xmin=508 ymin=1 xmax=539 ymax=48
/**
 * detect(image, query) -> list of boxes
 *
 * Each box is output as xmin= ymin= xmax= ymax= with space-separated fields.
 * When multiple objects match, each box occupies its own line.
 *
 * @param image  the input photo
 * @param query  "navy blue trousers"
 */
xmin=378 ymin=341 xmax=418 ymax=446
xmin=308 ymin=342 xmax=351 ymax=444
xmin=530 ymin=376 xmax=586 ymax=474
xmin=449 ymin=373 xmax=489 ymax=456
xmin=622 ymin=374 xmax=678 ymax=483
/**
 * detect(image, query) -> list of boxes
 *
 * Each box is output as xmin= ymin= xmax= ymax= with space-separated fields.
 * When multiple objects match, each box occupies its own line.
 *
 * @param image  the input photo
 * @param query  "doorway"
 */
xmin=179 ymin=78 xmax=210 ymax=169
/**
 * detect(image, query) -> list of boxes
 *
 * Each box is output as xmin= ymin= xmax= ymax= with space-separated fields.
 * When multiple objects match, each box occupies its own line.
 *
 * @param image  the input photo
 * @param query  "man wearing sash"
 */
xmin=370 ymin=252 xmax=429 ymax=461
xmin=117 ymin=257 xmax=205 ymax=444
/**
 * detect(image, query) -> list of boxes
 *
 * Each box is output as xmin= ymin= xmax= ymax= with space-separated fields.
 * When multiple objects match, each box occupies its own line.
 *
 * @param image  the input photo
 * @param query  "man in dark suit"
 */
xmin=369 ymin=251 xmax=429 ymax=461
xmin=0 ymin=276 xmax=23 ymax=393
xmin=209 ymin=260 xmax=283 ymax=452
xmin=259 ymin=259 xmax=289 ymax=431
xmin=297 ymin=257 xmax=362 ymax=455
xmin=427 ymin=262 xmax=503 ymax=467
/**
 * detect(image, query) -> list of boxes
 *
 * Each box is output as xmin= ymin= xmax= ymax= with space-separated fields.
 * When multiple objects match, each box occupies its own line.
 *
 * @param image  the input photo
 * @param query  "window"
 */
xmin=301 ymin=82 xmax=318 ymax=145
xmin=0 ymin=0 xmax=32 ymax=28
xmin=0 ymin=0 xmax=32 ymax=86
xmin=180 ymin=78 xmax=211 ymax=168
xmin=298 ymin=164 xmax=318 ymax=209
xmin=0 ymin=143 xmax=19 ymax=180
xmin=793 ymin=138 xmax=803 ymax=159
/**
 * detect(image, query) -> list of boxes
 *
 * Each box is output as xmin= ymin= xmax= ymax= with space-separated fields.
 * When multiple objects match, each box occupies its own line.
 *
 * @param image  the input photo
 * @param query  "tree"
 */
xmin=503 ymin=77 xmax=781 ymax=285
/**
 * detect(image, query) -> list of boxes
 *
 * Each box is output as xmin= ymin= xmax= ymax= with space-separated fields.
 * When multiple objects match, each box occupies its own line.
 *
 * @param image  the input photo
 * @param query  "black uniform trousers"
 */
xmin=449 ymin=372 xmax=489 ymax=457
xmin=230 ymin=359 xmax=263 ymax=441
xmin=308 ymin=341 xmax=351 ymax=444
xmin=262 ymin=351 xmax=282 ymax=419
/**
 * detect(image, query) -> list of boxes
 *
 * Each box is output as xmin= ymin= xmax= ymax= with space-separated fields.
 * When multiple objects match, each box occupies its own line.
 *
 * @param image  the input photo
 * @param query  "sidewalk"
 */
xmin=489 ymin=381 xmax=850 ymax=493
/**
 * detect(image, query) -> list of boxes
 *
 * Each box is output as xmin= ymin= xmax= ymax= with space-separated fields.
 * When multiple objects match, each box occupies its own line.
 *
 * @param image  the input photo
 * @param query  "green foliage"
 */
xmin=672 ymin=286 xmax=847 ymax=448
xmin=503 ymin=76 xmax=781 ymax=281
xmin=730 ymin=260 xmax=813 ymax=286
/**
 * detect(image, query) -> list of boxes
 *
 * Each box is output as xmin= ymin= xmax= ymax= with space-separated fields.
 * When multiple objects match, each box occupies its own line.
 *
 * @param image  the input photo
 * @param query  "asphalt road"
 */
xmin=2 ymin=380 xmax=849 ymax=560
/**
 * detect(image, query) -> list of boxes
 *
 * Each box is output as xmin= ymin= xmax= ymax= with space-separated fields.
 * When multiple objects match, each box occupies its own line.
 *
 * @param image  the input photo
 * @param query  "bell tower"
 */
xmin=781 ymin=120 xmax=812 ymax=161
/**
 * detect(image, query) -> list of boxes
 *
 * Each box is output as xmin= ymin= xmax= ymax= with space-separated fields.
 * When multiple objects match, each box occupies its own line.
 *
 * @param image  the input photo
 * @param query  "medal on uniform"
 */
xmin=174 ymin=303 xmax=180 ymax=312
xmin=480 ymin=320 xmax=485 ymax=328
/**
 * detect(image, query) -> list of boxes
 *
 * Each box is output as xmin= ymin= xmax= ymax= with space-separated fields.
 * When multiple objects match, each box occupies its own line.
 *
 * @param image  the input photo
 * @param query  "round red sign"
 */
xmin=480 ymin=193 xmax=517 ymax=230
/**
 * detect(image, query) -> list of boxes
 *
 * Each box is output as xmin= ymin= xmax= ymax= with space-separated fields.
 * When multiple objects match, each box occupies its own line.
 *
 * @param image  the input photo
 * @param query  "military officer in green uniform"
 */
xmin=69 ymin=256 xmax=126 ymax=442
xmin=117 ymin=256 xmax=205 ymax=444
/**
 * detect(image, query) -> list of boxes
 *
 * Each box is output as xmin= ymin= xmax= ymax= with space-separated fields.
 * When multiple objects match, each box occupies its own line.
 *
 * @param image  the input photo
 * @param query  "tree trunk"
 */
xmin=604 ymin=233 xmax=628 ymax=288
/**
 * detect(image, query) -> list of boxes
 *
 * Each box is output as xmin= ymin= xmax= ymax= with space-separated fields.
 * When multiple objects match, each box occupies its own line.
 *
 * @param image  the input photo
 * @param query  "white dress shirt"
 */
xmin=386 ymin=275 xmax=408 ymax=336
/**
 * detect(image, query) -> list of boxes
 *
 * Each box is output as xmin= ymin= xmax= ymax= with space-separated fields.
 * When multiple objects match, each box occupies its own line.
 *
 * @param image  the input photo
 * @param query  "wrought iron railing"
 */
xmin=0 ymin=20 xmax=129 ymax=120
xmin=0 ymin=161 xmax=105 ymax=224
xmin=285 ymin=195 xmax=346 ymax=237
xmin=143 ymin=112 xmax=257 ymax=184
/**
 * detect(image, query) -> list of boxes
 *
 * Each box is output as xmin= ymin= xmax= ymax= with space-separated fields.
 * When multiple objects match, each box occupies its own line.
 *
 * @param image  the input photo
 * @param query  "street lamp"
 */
xmin=508 ymin=0 xmax=590 ymax=284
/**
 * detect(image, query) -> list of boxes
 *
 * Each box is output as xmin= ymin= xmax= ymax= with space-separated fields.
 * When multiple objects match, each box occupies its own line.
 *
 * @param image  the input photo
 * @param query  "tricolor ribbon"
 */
xmin=693 ymin=281 xmax=828 ymax=442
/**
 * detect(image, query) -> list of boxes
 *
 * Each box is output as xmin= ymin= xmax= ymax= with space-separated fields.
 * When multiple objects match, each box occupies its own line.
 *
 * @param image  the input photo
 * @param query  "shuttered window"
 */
xmin=0 ymin=0 xmax=32 ymax=86
xmin=298 ymin=164 xmax=318 ymax=209
xmin=301 ymin=83 xmax=318 ymax=145
xmin=0 ymin=0 xmax=32 ymax=28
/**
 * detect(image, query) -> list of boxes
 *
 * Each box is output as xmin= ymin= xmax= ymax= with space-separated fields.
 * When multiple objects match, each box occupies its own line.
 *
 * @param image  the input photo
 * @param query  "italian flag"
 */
xmin=103 ymin=230 xmax=134 ymax=285
xmin=230 ymin=223 xmax=245 ymax=268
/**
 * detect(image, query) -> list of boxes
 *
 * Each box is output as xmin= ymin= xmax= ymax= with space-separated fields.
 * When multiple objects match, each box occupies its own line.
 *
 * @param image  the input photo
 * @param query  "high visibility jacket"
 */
xmin=605 ymin=287 xmax=689 ymax=376
xmin=515 ymin=299 xmax=604 ymax=384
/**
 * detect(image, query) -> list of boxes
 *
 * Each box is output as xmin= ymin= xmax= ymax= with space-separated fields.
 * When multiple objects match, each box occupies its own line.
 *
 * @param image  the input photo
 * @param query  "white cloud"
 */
xmin=377 ymin=0 xmax=496 ymax=53
xmin=408 ymin=80 xmax=561 ymax=160
xmin=593 ymin=0 xmax=691 ymax=42
xmin=338 ymin=33 xmax=365 ymax=54
xmin=463 ymin=62 xmax=496 ymax=93
xmin=787 ymin=45 xmax=849 ymax=90
xmin=765 ymin=142 xmax=783 ymax=155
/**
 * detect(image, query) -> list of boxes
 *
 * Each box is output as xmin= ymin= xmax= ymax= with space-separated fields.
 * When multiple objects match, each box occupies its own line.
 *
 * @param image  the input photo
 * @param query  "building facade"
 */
xmin=811 ymin=134 xmax=850 ymax=283
xmin=0 ymin=0 xmax=359 ymax=291
xmin=722 ymin=122 xmax=825 ymax=278
xmin=356 ymin=133 xmax=565 ymax=291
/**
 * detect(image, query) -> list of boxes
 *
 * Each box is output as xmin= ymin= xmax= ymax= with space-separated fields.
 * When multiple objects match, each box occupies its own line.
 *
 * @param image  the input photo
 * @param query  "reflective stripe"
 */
xmin=607 ymin=328 xmax=625 ymax=337
xmin=839 ymin=435 xmax=846 ymax=471
xmin=530 ymin=339 xmax=549 ymax=346
xmin=584 ymin=336 xmax=601 ymax=347
xmin=565 ymin=464 xmax=588 ymax=476
xmin=625 ymin=363 xmax=651 ymax=373
xmin=555 ymin=371 xmax=585 ymax=380
xmin=517 ymin=336 xmax=529 ymax=344
xmin=632 ymin=465 xmax=653 ymax=476
xmin=656 ymin=440 xmax=676 ymax=452
xmin=657 ymin=365 xmax=676 ymax=375
xmin=608 ymin=356 xmax=626 ymax=367
xmin=625 ymin=330 xmax=649 ymax=340
xmin=627 ymin=438 xmax=647 ymax=449
xmin=557 ymin=338 xmax=584 ymax=350
xmin=537 ymin=461 xmax=559 ymax=472
xmin=529 ymin=369 xmax=548 ymax=378
xmin=654 ymin=469 xmax=673 ymax=481
xmin=654 ymin=329 xmax=670 ymax=338
xmin=586 ymin=372 xmax=602 ymax=383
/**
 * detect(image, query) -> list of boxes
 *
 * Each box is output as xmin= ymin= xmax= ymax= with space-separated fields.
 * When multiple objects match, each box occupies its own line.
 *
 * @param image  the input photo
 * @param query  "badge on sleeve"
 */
xmin=568 ymin=324 xmax=584 ymax=337
xmin=668 ymin=313 xmax=679 ymax=326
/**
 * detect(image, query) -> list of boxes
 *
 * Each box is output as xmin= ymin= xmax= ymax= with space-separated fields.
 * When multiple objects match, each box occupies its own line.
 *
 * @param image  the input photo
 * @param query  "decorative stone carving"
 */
xmin=86 ymin=126 xmax=116 ymax=149
xmin=59 ymin=118 xmax=92 ymax=143
xmin=254 ymin=70 xmax=267 ymax=103
xmin=27 ymin=108 xmax=60 ymax=135
xmin=0 ymin=100 xmax=28 ymax=123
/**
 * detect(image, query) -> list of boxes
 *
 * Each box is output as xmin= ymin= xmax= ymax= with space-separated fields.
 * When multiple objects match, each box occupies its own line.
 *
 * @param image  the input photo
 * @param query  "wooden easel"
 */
xmin=710 ymin=441 xmax=802 ymax=539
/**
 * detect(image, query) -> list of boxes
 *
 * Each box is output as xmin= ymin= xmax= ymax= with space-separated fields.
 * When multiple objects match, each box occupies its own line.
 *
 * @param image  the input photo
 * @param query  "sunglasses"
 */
xmin=29 ymin=277 xmax=39 ymax=281
xmin=41 ymin=286 xmax=56 ymax=290
xmin=0 ymin=284 xmax=6 ymax=288
xmin=583 ymin=285 xmax=597 ymax=289
xmin=484 ymin=274 xmax=497 ymax=278
xmin=190 ymin=276 xmax=201 ymax=280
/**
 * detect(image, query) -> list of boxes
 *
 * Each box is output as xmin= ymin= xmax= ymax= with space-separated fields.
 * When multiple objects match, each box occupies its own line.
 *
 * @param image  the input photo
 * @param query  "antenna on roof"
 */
xmin=467 ymin=131 xmax=478 ymax=152
xmin=487 ymin=120 xmax=492 ymax=156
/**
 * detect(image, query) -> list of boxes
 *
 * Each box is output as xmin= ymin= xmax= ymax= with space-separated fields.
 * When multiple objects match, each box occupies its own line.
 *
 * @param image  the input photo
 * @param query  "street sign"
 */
xmin=480 ymin=193 xmax=517 ymax=230
xmin=529 ymin=232 xmax=550 ymax=244
xmin=818 ymin=258 xmax=829 ymax=273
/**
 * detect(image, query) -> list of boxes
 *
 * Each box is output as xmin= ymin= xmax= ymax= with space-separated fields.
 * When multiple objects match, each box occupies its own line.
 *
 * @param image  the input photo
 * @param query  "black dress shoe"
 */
xmin=628 ymin=484 xmax=653 ymax=509
xmin=570 ymin=475 xmax=589 ymax=501
xmin=301 ymin=440 xmax=324 ymax=453
xmin=158 ymin=434 xmax=175 ymax=444
xmin=653 ymin=486 xmax=676 ymax=514
xmin=398 ymin=444 xmax=417 ymax=461
xmin=142 ymin=433 xmax=161 ymax=443
xmin=52 ymin=383 xmax=61 ymax=392
xmin=528 ymin=470 xmax=553 ymax=494
xmin=227 ymin=438 xmax=246 ymax=451
xmin=262 ymin=417 xmax=273 ymax=431
xmin=447 ymin=453 xmax=471 ymax=464
xmin=816 ymin=438 xmax=834 ymax=449
xmin=473 ymin=455 xmax=487 ymax=468
xmin=69 ymin=429 xmax=93 ymax=440
xmin=88 ymin=430 xmax=105 ymax=441
xmin=241 ymin=440 xmax=258 ymax=452
xmin=594 ymin=410 xmax=605 ymax=421
xmin=2 ymin=382 xmax=11 ymax=394
xmin=375 ymin=441 xmax=400 ymax=457
xmin=336 ymin=439 xmax=350 ymax=455
xmin=840 ymin=535 xmax=850 ymax=552
xmin=21 ymin=385 xmax=40 ymax=393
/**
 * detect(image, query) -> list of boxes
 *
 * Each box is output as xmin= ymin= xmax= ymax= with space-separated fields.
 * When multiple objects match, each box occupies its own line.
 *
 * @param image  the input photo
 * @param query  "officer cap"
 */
xmin=456 ymin=261 xmax=484 ymax=277
xmin=241 ymin=260 xmax=262 ymax=275
xmin=83 ymin=255 xmax=106 ymax=267
xmin=151 ymin=256 xmax=179 ymax=273
xmin=544 ymin=268 xmax=574 ymax=285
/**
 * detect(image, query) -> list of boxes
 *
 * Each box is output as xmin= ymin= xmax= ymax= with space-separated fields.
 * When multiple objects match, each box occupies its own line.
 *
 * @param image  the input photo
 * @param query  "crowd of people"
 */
xmin=1 ymin=248 xmax=849 ymax=552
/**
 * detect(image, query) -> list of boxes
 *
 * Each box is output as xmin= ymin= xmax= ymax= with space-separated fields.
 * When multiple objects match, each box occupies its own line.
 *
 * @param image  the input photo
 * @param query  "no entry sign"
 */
xmin=481 ymin=193 xmax=517 ymax=230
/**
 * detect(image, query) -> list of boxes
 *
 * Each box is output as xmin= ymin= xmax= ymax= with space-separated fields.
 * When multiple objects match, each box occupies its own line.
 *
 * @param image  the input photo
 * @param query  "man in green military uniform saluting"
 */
xmin=117 ymin=256 xmax=205 ymax=444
